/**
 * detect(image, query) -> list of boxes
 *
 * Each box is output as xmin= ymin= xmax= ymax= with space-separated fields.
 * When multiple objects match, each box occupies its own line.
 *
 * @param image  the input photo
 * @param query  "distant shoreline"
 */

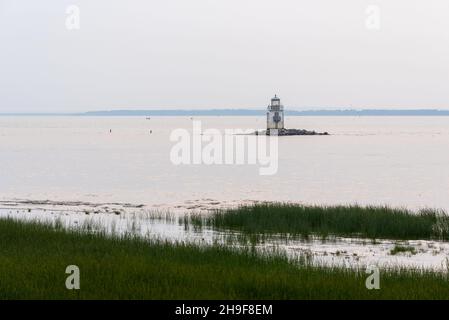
xmin=2 ymin=109 xmax=449 ymax=117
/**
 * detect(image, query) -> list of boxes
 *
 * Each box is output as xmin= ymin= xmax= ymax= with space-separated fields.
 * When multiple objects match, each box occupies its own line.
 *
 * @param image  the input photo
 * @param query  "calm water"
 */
xmin=1 ymin=116 xmax=449 ymax=212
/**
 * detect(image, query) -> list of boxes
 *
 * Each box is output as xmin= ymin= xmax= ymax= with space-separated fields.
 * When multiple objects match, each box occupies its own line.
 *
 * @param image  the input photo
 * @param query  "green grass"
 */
xmin=1 ymin=218 xmax=449 ymax=299
xmin=201 ymin=203 xmax=449 ymax=241
xmin=390 ymin=245 xmax=417 ymax=256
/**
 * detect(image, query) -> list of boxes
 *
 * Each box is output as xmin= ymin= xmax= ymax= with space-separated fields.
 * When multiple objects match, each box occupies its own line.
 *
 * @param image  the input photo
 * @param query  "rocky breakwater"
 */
xmin=257 ymin=128 xmax=329 ymax=136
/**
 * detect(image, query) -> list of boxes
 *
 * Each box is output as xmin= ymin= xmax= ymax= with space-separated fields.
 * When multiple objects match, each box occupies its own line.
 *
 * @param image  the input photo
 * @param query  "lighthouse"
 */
xmin=266 ymin=95 xmax=284 ymax=134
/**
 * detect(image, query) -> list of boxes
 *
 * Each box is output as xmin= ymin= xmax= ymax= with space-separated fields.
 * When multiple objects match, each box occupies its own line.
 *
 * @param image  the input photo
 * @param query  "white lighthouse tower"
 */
xmin=266 ymin=95 xmax=284 ymax=134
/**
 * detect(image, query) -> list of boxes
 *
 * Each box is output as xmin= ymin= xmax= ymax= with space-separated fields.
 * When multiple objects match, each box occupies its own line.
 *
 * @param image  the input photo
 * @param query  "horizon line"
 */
xmin=2 ymin=108 xmax=449 ymax=116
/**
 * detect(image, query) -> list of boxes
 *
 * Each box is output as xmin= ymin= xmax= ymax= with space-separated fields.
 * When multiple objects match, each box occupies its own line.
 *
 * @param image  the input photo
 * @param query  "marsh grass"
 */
xmin=143 ymin=210 xmax=176 ymax=223
xmin=1 ymin=217 xmax=449 ymax=299
xmin=390 ymin=245 xmax=417 ymax=256
xmin=201 ymin=203 xmax=449 ymax=241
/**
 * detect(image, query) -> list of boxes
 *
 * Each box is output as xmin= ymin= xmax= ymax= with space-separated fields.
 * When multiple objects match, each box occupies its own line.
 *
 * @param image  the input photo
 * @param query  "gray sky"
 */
xmin=1 ymin=0 xmax=449 ymax=112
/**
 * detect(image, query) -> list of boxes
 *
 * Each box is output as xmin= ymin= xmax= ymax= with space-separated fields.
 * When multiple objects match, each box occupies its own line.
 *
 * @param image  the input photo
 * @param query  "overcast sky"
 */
xmin=1 ymin=0 xmax=448 ymax=112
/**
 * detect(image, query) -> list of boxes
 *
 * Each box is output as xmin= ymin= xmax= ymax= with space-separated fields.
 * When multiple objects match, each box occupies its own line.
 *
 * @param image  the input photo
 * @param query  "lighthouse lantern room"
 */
xmin=266 ymin=95 xmax=284 ymax=133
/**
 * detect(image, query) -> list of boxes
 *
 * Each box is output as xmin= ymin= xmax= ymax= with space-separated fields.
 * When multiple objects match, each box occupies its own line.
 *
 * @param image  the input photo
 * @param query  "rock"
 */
xmin=261 ymin=128 xmax=329 ymax=136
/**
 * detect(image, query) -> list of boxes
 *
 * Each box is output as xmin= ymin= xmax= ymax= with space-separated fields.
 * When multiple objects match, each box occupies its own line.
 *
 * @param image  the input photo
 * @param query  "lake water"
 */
xmin=1 ymin=116 xmax=449 ymax=212
xmin=2 ymin=115 xmax=449 ymax=269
